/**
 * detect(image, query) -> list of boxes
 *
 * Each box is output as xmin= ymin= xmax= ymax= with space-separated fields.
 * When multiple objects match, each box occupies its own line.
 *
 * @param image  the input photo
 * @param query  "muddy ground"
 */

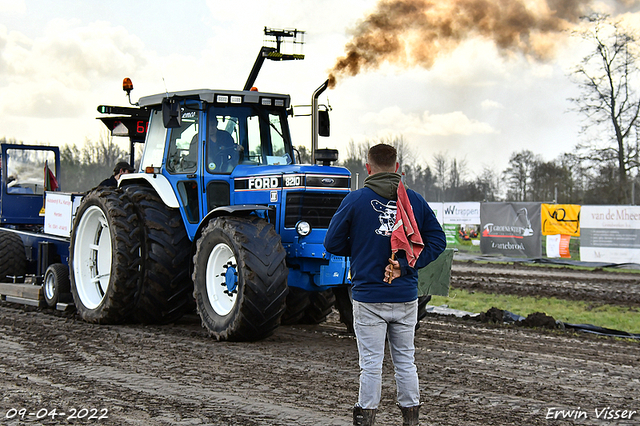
xmin=0 ymin=261 xmax=638 ymax=426
xmin=451 ymin=261 xmax=640 ymax=307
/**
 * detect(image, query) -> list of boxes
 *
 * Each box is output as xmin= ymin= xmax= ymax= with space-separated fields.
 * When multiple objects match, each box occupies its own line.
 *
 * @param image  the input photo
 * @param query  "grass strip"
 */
xmin=430 ymin=289 xmax=640 ymax=335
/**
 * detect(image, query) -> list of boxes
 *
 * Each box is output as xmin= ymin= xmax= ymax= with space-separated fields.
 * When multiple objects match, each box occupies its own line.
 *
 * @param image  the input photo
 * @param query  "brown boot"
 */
xmin=398 ymin=403 xmax=422 ymax=425
xmin=353 ymin=405 xmax=377 ymax=426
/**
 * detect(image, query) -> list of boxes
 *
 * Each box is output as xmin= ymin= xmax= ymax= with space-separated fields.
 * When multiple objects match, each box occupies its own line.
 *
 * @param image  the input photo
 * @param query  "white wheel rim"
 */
xmin=206 ymin=243 xmax=238 ymax=316
xmin=73 ymin=205 xmax=112 ymax=309
xmin=44 ymin=272 xmax=56 ymax=301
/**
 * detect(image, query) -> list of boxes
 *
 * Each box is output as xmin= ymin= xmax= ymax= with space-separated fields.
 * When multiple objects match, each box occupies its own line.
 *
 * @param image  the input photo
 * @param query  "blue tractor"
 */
xmin=68 ymin=28 xmax=353 ymax=340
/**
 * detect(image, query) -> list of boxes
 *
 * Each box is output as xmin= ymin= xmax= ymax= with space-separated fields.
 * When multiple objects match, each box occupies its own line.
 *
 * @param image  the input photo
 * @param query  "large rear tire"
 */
xmin=416 ymin=295 xmax=431 ymax=330
xmin=70 ymin=189 xmax=141 ymax=323
xmin=282 ymin=288 xmax=335 ymax=325
xmin=125 ymin=185 xmax=194 ymax=324
xmin=280 ymin=287 xmax=311 ymax=325
xmin=332 ymin=286 xmax=354 ymax=333
xmin=0 ymin=230 xmax=27 ymax=283
xmin=301 ymin=290 xmax=336 ymax=324
xmin=193 ymin=216 xmax=289 ymax=341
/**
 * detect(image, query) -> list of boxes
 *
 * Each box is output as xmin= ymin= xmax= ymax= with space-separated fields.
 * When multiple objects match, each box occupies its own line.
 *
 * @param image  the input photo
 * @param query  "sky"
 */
xmin=1 ymin=0 xmax=640 ymax=179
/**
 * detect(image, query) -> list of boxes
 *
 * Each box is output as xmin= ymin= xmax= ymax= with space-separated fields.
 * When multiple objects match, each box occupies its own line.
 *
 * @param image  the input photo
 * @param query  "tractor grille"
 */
xmin=284 ymin=192 xmax=347 ymax=229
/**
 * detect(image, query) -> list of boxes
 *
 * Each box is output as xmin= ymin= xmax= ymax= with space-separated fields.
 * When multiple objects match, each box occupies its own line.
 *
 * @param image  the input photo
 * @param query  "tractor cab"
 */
xmin=126 ymin=89 xmax=350 ymax=249
xmin=0 ymin=144 xmax=60 ymax=228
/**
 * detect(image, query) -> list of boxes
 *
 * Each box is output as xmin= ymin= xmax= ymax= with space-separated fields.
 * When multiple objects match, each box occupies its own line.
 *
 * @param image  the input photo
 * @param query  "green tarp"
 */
xmin=418 ymin=248 xmax=454 ymax=297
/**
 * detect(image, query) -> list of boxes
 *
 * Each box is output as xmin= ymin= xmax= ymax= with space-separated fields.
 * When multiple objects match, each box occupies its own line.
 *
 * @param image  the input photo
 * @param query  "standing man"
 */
xmin=324 ymin=144 xmax=445 ymax=426
xmin=98 ymin=161 xmax=134 ymax=188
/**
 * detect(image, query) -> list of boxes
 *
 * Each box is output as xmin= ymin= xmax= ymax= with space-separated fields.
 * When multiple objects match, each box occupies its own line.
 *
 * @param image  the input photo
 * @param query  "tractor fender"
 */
xmin=118 ymin=173 xmax=179 ymax=208
xmin=189 ymin=204 xmax=274 ymax=276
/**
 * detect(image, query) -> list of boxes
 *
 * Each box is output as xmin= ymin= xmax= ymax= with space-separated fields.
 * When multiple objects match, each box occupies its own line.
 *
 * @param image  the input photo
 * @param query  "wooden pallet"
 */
xmin=0 ymin=282 xmax=75 ymax=311
xmin=0 ymin=282 xmax=44 ymax=307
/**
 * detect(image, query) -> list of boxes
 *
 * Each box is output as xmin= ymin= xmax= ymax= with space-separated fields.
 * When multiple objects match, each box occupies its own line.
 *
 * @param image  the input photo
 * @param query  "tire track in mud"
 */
xmin=451 ymin=262 xmax=640 ymax=306
xmin=0 ymin=308 xmax=354 ymax=425
xmin=414 ymin=318 xmax=639 ymax=425
xmin=1 ymin=295 xmax=639 ymax=426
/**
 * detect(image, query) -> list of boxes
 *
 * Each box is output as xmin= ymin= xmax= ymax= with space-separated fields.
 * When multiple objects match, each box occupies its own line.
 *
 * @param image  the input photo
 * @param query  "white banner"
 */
xmin=580 ymin=205 xmax=640 ymax=229
xmin=546 ymin=235 xmax=561 ymax=258
xmin=443 ymin=202 xmax=481 ymax=224
xmin=429 ymin=202 xmax=444 ymax=225
xmin=44 ymin=193 xmax=74 ymax=237
xmin=580 ymin=205 xmax=640 ymax=264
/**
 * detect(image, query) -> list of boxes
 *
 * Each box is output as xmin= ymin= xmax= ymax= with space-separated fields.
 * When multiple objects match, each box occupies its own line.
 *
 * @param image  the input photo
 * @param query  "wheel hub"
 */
xmin=205 ymin=242 xmax=238 ymax=316
xmin=44 ymin=273 xmax=56 ymax=300
xmin=222 ymin=262 xmax=238 ymax=296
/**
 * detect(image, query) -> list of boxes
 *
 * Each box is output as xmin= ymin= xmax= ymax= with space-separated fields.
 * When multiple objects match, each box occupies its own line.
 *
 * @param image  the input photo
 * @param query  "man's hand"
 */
xmin=385 ymin=258 xmax=401 ymax=284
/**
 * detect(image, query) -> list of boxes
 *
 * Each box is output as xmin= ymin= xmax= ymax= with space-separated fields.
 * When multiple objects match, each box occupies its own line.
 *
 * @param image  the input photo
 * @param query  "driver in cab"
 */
xmin=207 ymin=124 xmax=241 ymax=173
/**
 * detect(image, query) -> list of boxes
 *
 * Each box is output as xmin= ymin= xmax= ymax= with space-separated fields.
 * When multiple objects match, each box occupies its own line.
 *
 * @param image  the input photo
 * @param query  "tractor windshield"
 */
xmin=5 ymin=148 xmax=57 ymax=195
xmin=205 ymin=106 xmax=292 ymax=174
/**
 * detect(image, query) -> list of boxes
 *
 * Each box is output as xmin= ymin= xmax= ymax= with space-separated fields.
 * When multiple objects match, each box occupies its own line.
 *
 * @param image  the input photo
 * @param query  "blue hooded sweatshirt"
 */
xmin=324 ymin=172 xmax=446 ymax=303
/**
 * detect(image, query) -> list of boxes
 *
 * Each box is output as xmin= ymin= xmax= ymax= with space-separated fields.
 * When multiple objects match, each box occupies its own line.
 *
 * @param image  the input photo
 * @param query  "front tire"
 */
xmin=193 ymin=216 xmax=289 ymax=341
xmin=43 ymin=263 xmax=71 ymax=307
xmin=70 ymin=189 xmax=141 ymax=323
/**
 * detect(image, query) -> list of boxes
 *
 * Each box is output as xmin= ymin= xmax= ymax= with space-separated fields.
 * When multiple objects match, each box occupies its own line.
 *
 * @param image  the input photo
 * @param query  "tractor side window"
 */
xmin=6 ymin=149 xmax=57 ymax=195
xmin=167 ymin=109 xmax=199 ymax=174
xmin=140 ymin=110 xmax=166 ymax=170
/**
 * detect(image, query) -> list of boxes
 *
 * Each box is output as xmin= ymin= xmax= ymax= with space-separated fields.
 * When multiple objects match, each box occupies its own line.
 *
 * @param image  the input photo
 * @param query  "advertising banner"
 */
xmin=443 ymin=224 xmax=458 ymax=245
xmin=546 ymin=234 xmax=571 ymax=258
xmin=480 ymin=202 xmax=542 ymax=257
xmin=443 ymin=202 xmax=481 ymax=224
xmin=579 ymin=205 xmax=640 ymax=264
xmin=541 ymin=204 xmax=581 ymax=236
xmin=429 ymin=202 xmax=444 ymax=225
xmin=44 ymin=192 xmax=74 ymax=237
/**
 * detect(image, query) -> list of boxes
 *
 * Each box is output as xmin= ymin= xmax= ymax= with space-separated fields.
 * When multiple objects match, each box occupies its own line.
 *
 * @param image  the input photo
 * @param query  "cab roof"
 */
xmin=138 ymin=89 xmax=291 ymax=109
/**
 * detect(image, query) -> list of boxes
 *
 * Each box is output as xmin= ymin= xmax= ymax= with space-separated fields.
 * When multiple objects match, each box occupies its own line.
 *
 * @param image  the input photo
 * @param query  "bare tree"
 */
xmin=475 ymin=166 xmax=501 ymax=201
xmin=503 ymin=150 xmax=539 ymax=201
xmin=570 ymin=14 xmax=640 ymax=203
xmin=59 ymin=131 xmax=129 ymax=192
xmin=432 ymin=152 xmax=448 ymax=201
xmin=378 ymin=134 xmax=414 ymax=171
xmin=340 ymin=139 xmax=370 ymax=189
xmin=295 ymin=145 xmax=312 ymax=164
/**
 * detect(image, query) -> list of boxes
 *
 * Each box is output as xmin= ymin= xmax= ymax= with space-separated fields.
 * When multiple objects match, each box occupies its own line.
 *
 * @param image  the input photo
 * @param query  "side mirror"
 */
xmin=162 ymin=99 xmax=182 ymax=128
xmin=318 ymin=109 xmax=330 ymax=137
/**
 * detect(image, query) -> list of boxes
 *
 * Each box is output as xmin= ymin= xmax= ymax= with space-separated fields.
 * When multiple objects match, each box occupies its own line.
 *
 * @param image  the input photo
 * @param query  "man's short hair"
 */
xmin=113 ymin=161 xmax=135 ymax=175
xmin=368 ymin=144 xmax=397 ymax=170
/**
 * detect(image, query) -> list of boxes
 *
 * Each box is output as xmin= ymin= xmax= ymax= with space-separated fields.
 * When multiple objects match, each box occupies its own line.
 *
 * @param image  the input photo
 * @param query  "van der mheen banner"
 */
xmin=580 ymin=205 xmax=640 ymax=264
xmin=481 ymin=202 xmax=541 ymax=257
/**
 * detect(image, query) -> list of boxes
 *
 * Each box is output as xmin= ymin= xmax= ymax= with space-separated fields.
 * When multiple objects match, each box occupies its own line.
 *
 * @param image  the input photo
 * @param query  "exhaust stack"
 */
xmin=311 ymin=79 xmax=329 ymax=164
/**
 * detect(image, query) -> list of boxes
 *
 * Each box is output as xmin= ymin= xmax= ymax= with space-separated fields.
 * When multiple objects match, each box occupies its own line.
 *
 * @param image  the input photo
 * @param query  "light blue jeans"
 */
xmin=353 ymin=299 xmax=419 ymax=409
